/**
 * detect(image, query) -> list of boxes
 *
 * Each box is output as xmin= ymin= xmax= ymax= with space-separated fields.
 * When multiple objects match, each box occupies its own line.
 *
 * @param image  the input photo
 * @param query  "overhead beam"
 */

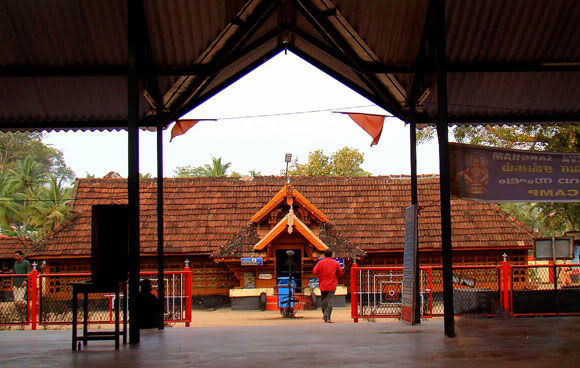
xmin=416 ymin=113 xmax=580 ymax=124
xmin=0 ymin=120 xmax=129 ymax=131
xmin=0 ymin=118 xmax=172 ymax=131
xmin=290 ymin=46 xmax=402 ymax=120
xmin=138 ymin=1 xmax=163 ymax=110
xmin=295 ymin=0 xmax=404 ymax=118
xmin=169 ymin=46 xmax=284 ymax=122
xmin=166 ymin=0 xmax=280 ymax=121
xmin=4 ymin=60 xmax=578 ymax=78
xmin=359 ymin=61 xmax=580 ymax=74
xmin=0 ymin=65 xmax=212 ymax=78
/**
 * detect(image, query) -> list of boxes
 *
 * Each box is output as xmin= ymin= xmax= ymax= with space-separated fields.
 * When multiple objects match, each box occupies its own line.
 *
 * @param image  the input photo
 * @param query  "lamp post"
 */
xmin=285 ymin=153 xmax=292 ymax=183
xmin=285 ymin=250 xmax=295 ymax=315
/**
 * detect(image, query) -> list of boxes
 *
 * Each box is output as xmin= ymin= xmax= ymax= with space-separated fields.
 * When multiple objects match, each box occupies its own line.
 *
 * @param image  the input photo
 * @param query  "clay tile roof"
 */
xmin=34 ymin=176 xmax=536 ymax=258
xmin=0 ymin=236 xmax=33 ymax=260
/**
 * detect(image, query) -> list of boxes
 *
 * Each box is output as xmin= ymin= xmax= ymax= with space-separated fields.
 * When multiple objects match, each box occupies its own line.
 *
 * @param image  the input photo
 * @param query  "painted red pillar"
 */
xmin=501 ymin=254 xmax=511 ymax=313
xmin=185 ymin=262 xmax=192 ymax=327
xmin=350 ymin=261 xmax=358 ymax=323
xmin=30 ymin=268 xmax=38 ymax=330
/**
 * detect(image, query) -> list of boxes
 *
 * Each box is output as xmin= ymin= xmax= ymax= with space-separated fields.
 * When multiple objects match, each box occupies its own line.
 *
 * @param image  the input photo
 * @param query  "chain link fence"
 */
xmin=511 ymin=264 xmax=580 ymax=316
xmin=0 ymin=274 xmax=30 ymax=325
xmin=428 ymin=266 xmax=501 ymax=317
xmin=0 ymin=269 xmax=191 ymax=328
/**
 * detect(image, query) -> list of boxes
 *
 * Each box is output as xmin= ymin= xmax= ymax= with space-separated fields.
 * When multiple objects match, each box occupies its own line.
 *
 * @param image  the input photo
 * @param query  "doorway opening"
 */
xmin=276 ymin=249 xmax=302 ymax=292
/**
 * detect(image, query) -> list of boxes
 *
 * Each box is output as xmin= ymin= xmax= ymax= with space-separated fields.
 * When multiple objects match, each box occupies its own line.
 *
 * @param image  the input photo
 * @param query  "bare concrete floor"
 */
xmin=1 ymin=316 xmax=579 ymax=367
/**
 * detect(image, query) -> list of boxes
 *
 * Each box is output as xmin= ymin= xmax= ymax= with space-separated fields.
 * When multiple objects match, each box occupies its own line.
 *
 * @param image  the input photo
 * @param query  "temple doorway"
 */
xmin=276 ymin=249 xmax=302 ymax=292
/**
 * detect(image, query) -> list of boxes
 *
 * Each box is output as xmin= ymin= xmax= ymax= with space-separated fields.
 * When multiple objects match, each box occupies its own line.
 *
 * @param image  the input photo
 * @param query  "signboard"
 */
xmin=242 ymin=272 xmax=255 ymax=288
xmin=534 ymin=238 xmax=574 ymax=260
xmin=241 ymin=257 xmax=263 ymax=266
xmin=452 ymin=274 xmax=476 ymax=288
xmin=258 ymin=273 xmax=272 ymax=280
xmin=449 ymin=143 xmax=580 ymax=202
xmin=317 ymin=258 xmax=344 ymax=268
xmin=308 ymin=278 xmax=319 ymax=288
xmin=401 ymin=205 xmax=418 ymax=324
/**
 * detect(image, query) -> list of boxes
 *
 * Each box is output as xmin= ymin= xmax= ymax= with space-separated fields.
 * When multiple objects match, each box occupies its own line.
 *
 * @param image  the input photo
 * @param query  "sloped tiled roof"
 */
xmin=35 ymin=176 xmax=535 ymax=258
xmin=0 ymin=236 xmax=32 ymax=259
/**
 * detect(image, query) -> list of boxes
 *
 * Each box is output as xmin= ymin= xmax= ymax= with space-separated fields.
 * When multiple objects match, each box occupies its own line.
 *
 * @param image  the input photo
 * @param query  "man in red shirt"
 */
xmin=313 ymin=249 xmax=343 ymax=323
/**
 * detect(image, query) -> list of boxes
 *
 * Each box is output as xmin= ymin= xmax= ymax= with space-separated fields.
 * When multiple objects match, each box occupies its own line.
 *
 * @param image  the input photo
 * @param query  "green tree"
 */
xmin=28 ymin=176 xmax=74 ymax=237
xmin=288 ymin=147 xmax=370 ymax=176
xmin=0 ymin=132 xmax=75 ymax=182
xmin=6 ymin=156 xmax=48 ymax=195
xmin=0 ymin=174 xmax=17 ymax=226
xmin=207 ymin=157 xmax=231 ymax=177
xmin=174 ymin=157 xmax=232 ymax=177
xmin=0 ymin=155 xmax=75 ymax=239
xmin=330 ymin=147 xmax=370 ymax=176
xmin=174 ymin=165 xmax=209 ymax=178
xmin=289 ymin=150 xmax=331 ymax=176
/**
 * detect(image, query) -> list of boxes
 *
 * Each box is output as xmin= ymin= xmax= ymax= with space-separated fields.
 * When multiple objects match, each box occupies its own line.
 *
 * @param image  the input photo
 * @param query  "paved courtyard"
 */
xmin=1 ymin=313 xmax=579 ymax=367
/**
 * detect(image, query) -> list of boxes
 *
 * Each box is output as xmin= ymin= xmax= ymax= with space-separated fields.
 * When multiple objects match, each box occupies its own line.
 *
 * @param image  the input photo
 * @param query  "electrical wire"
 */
xmin=196 ymin=104 xmax=391 ymax=121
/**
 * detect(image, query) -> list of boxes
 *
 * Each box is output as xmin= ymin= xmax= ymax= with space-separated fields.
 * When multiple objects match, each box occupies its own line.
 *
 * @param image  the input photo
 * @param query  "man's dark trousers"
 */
xmin=321 ymin=290 xmax=335 ymax=321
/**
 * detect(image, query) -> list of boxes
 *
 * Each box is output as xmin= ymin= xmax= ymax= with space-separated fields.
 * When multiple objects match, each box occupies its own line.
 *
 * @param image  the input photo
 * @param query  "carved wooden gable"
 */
xmin=251 ymin=184 xmax=329 ymax=252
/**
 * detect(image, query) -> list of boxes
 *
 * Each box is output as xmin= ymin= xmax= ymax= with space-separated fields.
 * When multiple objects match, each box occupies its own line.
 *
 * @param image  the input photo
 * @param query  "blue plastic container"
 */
xmin=277 ymin=277 xmax=297 ymax=308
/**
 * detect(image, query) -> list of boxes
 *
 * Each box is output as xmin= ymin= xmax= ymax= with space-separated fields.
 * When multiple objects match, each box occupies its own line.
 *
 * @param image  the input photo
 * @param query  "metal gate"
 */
xmin=351 ymin=267 xmax=432 ymax=319
xmin=351 ymin=264 xmax=503 ymax=320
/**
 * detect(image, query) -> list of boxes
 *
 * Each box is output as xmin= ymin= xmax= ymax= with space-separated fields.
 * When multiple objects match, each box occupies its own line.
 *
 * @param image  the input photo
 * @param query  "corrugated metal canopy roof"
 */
xmin=1 ymin=0 xmax=579 ymax=132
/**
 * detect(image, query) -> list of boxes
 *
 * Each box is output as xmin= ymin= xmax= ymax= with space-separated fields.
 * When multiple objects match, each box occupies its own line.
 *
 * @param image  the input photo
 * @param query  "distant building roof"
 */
xmin=0 ymin=236 xmax=33 ymax=260
xmin=35 ymin=176 xmax=535 ymax=258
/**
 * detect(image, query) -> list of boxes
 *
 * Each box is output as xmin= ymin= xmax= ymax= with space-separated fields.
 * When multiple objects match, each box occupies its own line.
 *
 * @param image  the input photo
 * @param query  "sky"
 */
xmin=44 ymin=52 xmax=440 ymax=179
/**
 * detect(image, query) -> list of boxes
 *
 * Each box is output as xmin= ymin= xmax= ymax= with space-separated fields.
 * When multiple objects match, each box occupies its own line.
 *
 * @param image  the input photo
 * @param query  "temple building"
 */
xmin=32 ymin=176 xmax=536 ymax=306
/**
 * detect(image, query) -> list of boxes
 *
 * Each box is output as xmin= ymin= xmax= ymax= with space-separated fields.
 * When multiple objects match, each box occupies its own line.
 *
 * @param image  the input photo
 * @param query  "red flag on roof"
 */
xmin=344 ymin=113 xmax=386 ymax=146
xmin=170 ymin=119 xmax=216 ymax=142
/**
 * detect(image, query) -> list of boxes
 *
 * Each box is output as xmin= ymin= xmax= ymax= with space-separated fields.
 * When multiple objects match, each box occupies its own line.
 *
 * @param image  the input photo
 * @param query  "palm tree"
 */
xmin=0 ymin=173 xmax=17 ymax=227
xmin=6 ymin=156 xmax=48 ymax=195
xmin=28 ymin=176 xmax=73 ymax=236
xmin=206 ymin=157 xmax=231 ymax=177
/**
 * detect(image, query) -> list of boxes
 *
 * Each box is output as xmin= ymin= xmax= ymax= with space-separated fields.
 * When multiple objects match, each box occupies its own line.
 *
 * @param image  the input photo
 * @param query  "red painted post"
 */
xmin=108 ymin=295 xmax=114 ymax=323
xmin=428 ymin=267 xmax=433 ymax=317
xmin=502 ymin=254 xmax=510 ymax=313
xmin=350 ymin=261 xmax=358 ymax=323
xmin=184 ymin=263 xmax=192 ymax=327
xmin=30 ymin=268 xmax=38 ymax=330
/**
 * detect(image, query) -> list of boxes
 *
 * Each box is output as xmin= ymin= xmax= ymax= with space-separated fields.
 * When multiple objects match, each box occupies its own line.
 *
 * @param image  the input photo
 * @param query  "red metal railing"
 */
xmin=1 ymin=265 xmax=192 ymax=328
xmin=351 ymin=261 xmax=580 ymax=321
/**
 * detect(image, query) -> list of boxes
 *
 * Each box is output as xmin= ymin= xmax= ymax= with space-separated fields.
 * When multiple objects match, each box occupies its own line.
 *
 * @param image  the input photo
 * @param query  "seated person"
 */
xmin=137 ymin=279 xmax=160 ymax=329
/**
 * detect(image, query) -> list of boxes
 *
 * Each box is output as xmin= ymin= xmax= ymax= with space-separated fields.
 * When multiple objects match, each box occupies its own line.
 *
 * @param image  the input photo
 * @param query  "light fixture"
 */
xmin=285 ymin=153 xmax=292 ymax=183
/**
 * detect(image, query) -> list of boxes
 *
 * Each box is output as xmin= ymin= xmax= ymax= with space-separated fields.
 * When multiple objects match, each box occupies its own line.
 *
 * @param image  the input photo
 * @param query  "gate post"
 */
xmin=30 ymin=266 xmax=38 ymax=330
xmin=184 ymin=261 xmax=192 ymax=327
xmin=350 ymin=261 xmax=358 ymax=323
xmin=501 ymin=254 xmax=510 ymax=313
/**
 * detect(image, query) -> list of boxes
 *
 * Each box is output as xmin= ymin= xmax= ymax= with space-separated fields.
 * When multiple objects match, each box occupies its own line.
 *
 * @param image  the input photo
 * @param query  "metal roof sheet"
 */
xmin=0 ymin=0 xmax=579 ymax=131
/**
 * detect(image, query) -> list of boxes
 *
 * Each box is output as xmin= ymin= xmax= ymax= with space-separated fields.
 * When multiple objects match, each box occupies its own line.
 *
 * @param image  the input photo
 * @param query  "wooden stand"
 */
xmin=72 ymin=282 xmax=127 ymax=350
